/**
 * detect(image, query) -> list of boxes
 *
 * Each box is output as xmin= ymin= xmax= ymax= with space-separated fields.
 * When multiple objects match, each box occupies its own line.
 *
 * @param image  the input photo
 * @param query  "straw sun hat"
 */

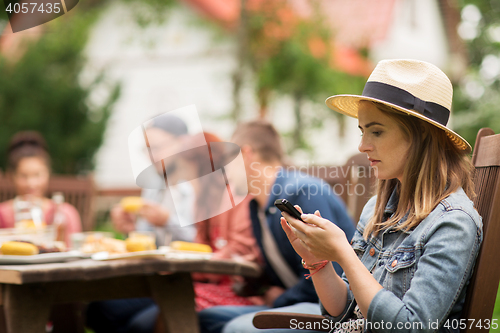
xmin=325 ymin=59 xmax=471 ymax=153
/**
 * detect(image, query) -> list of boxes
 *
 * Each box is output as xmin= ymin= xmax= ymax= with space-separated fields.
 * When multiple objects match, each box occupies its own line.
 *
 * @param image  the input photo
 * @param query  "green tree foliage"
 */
xmin=0 ymin=7 xmax=120 ymax=174
xmin=453 ymin=1 xmax=500 ymax=147
xmin=119 ymin=0 xmax=176 ymax=27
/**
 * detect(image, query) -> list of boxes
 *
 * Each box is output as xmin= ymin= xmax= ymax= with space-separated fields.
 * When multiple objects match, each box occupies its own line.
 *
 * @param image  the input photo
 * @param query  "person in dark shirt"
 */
xmin=199 ymin=120 xmax=355 ymax=333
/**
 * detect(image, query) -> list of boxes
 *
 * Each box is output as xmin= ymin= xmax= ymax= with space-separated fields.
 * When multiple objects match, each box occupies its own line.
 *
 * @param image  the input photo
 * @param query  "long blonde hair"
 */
xmin=363 ymin=102 xmax=475 ymax=239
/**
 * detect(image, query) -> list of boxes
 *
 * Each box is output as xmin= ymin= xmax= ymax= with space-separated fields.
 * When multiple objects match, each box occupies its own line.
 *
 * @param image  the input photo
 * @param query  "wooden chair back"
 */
xmin=461 ymin=127 xmax=500 ymax=331
xmin=0 ymin=174 xmax=96 ymax=231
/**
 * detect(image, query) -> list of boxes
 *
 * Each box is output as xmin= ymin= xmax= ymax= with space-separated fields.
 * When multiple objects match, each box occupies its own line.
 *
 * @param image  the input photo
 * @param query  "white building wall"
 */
xmin=370 ymin=0 xmax=450 ymax=70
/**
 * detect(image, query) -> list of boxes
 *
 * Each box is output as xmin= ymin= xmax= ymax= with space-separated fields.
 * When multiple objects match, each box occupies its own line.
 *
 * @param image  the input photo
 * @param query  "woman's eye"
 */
xmin=372 ymin=131 xmax=382 ymax=137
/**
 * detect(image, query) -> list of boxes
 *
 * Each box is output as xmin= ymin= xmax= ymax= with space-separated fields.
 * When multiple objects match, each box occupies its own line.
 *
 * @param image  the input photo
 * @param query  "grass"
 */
xmin=491 ymin=285 xmax=500 ymax=332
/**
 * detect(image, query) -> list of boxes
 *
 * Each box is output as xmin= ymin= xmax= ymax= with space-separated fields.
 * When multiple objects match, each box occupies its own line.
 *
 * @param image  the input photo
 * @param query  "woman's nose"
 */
xmin=358 ymin=137 xmax=372 ymax=153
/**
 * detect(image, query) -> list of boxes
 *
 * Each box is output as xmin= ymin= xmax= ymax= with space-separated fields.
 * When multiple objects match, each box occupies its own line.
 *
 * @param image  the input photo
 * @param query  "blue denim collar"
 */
xmin=384 ymin=186 xmax=399 ymax=216
xmin=382 ymin=184 xmax=412 ymax=234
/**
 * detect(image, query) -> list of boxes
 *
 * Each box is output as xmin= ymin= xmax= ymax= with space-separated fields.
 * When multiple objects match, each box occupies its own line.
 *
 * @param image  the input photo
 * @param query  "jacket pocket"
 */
xmin=383 ymin=248 xmax=418 ymax=298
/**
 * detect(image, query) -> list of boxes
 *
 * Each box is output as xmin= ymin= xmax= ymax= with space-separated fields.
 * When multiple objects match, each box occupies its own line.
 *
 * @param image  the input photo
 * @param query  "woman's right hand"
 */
xmin=280 ymin=205 xmax=321 ymax=264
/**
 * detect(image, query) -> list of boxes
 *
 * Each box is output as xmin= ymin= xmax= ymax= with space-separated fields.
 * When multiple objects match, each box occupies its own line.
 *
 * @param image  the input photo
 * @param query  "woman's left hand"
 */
xmin=283 ymin=207 xmax=351 ymax=263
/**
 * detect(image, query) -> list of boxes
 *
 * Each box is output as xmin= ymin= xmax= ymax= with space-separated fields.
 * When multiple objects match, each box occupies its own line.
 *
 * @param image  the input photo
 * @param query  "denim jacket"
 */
xmin=321 ymin=187 xmax=483 ymax=333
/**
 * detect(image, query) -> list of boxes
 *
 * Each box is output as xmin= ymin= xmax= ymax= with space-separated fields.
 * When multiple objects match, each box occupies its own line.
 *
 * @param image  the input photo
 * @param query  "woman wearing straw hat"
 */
xmin=281 ymin=59 xmax=482 ymax=332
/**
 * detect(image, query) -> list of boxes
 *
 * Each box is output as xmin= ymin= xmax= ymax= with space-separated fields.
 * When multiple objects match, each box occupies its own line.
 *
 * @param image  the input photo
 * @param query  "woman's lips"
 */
xmin=368 ymin=158 xmax=380 ymax=167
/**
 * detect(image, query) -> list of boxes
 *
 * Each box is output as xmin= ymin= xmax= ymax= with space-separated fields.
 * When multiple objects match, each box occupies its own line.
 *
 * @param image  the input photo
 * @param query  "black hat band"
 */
xmin=362 ymin=81 xmax=450 ymax=126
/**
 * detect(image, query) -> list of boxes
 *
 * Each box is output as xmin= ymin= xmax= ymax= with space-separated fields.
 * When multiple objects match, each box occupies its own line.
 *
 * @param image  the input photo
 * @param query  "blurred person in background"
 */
xmin=198 ymin=120 xmax=355 ymax=333
xmin=0 ymin=131 xmax=82 ymax=247
xmin=110 ymin=114 xmax=196 ymax=246
xmin=179 ymin=132 xmax=263 ymax=311
xmin=0 ymin=131 xmax=84 ymax=332
xmin=88 ymin=131 xmax=263 ymax=332
xmin=87 ymin=114 xmax=196 ymax=333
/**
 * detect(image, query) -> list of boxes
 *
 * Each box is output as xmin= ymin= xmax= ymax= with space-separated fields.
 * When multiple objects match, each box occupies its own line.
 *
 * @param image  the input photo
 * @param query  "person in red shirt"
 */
xmin=0 ymin=131 xmax=82 ymax=247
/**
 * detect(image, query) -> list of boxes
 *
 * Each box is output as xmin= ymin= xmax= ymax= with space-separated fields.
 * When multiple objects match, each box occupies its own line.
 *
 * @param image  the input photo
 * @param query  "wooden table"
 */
xmin=0 ymin=256 xmax=260 ymax=333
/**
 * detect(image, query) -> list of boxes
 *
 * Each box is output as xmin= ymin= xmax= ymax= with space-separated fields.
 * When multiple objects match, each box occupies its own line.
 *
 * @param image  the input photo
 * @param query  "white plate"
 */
xmin=165 ymin=250 xmax=213 ymax=260
xmin=90 ymin=248 xmax=213 ymax=261
xmin=0 ymin=251 xmax=88 ymax=265
xmin=91 ymin=249 xmax=169 ymax=261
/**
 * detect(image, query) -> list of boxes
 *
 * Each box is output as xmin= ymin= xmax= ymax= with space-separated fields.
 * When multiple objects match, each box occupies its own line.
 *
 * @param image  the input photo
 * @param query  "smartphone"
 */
xmin=274 ymin=199 xmax=305 ymax=222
